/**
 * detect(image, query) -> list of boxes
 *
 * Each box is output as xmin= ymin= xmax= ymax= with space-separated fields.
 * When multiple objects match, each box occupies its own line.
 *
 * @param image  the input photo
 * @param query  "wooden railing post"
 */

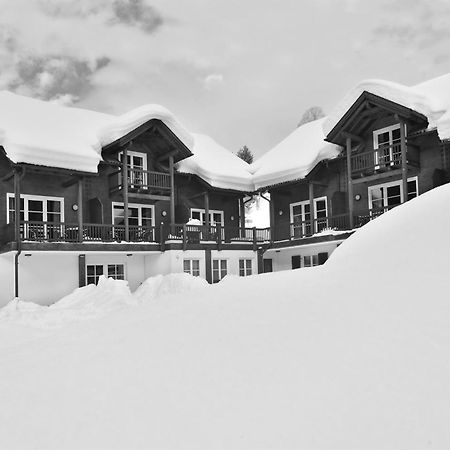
xmin=308 ymin=182 xmax=314 ymax=235
xmin=77 ymin=178 xmax=84 ymax=242
xmin=160 ymin=222 xmax=165 ymax=252
xmin=169 ymin=155 xmax=175 ymax=234
xmin=122 ymin=145 xmax=129 ymax=241
xmin=400 ymin=119 xmax=408 ymax=203
xmin=182 ymin=224 xmax=187 ymax=251
xmin=346 ymin=136 xmax=354 ymax=228
xmin=252 ymin=226 xmax=257 ymax=251
xmin=217 ymin=224 xmax=222 ymax=251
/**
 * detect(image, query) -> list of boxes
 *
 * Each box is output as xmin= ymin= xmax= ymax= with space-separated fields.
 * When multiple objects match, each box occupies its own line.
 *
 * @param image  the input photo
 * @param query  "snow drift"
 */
xmin=2 ymin=142 xmax=450 ymax=450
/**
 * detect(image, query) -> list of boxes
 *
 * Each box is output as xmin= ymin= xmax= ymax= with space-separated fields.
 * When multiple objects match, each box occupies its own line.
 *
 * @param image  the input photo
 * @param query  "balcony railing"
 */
xmin=289 ymin=206 xmax=397 ymax=240
xmin=109 ymin=166 xmax=171 ymax=193
xmin=19 ymin=221 xmax=158 ymax=243
xmin=351 ymin=143 xmax=419 ymax=175
xmin=8 ymin=207 xmax=396 ymax=248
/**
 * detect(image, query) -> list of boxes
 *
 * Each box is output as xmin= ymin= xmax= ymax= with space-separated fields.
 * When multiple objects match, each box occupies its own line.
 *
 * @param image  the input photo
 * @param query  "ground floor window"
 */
xmin=212 ymin=259 xmax=227 ymax=283
xmin=239 ymin=259 xmax=252 ymax=276
xmin=183 ymin=259 xmax=200 ymax=277
xmin=86 ymin=263 xmax=125 ymax=285
xmin=292 ymin=254 xmax=319 ymax=269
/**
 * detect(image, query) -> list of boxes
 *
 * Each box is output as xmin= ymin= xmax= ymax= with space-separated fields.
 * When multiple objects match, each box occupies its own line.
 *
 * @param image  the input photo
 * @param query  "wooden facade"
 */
xmin=266 ymin=93 xmax=450 ymax=260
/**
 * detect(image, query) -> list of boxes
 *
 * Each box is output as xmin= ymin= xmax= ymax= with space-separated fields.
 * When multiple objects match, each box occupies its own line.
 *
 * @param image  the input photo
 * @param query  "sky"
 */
xmin=0 ymin=0 xmax=449 ymax=159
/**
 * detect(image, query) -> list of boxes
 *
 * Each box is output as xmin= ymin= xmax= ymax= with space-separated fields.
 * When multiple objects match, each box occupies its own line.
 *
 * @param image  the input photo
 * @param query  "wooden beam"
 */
xmin=169 ymin=155 xmax=175 ymax=227
xmin=341 ymin=131 xmax=364 ymax=144
xmin=128 ymin=193 xmax=171 ymax=201
xmin=308 ymin=182 xmax=314 ymax=234
xmin=239 ymin=197 xmax=246 ymax=230
xmin=204 ymin=192 xmax=210 ymax=227
xmin=77 ymin=178 xmax=84 ymax=243
xmin=400 ymin=119 xmax=408 ymax=203
xmin=1 ymin=170 xmax=15 ymax=183
xmin=346 ymin=137 xmax=354 ymax=228
xmin=122 ymin=145 xmax=129 ymax=241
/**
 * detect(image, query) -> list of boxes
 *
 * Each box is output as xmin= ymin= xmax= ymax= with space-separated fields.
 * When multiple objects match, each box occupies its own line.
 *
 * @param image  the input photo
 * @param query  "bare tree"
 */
xmin=297 ymin=106 xmax=325 ymax=127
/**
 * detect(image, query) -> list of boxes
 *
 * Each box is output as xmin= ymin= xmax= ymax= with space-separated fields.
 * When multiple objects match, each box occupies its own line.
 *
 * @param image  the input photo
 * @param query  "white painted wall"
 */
xmin=19 ymin=252 xmax=79 ymax=306
xmin=211 ymin=249 xmax=258 ymax=277
xmin=0 ymin=252 xmax=15 ymax=306
xmin=265 ymin=242 xmax=341 ymax=272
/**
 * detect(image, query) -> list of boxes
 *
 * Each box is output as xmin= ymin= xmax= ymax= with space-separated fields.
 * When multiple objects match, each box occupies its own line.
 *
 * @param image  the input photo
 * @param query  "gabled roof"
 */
xmin=323 ymin=73 xmax=450 ymax=142
xmin=0 ymin=91 xmax=194 ymax=174
xmin=250 ymin=118 xmax=342 ymax=190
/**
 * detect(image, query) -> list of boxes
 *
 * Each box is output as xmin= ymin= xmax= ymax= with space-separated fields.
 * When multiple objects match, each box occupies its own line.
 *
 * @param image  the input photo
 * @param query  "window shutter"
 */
xmin=291 ymin=255 xmax=301 ymax=269
xmin=318 ymin=252 xmax=328 ymax=265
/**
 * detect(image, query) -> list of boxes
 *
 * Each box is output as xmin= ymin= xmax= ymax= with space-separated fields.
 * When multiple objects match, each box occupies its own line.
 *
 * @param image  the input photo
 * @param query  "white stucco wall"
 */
xmin=210 ymin=249 xmax=258 ymax=277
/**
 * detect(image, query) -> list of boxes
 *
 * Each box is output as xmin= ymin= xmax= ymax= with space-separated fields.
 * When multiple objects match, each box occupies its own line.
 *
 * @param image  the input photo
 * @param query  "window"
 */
xmin=212 ymin=259 xmax=227 ymax=283
xmin=190 ymin=208 xmax=224 ymax=226
xmin=183 ymin=259 xmax=200 ymax=277
xmin=86 ymin=264 xmax=125 ymax=285
xmin=7 ymin=194 xmax=64 ymax=224
xmin=239 ymin=259 xmax=252 ymax=276
xmin=7 ymin=194 xmax=64 ymax=240
xmin=119 ymin=150 xmax=147 ymax=188
xmin=373 ymin=124 xmax=403 ymax=167
xmin=290 ymin=197 xmax=328 ymax=237
xmin=113 ymin=203 xmax=154 ymax=227
xmin=86 ymin=265 xmax=104 ymax=285
xmin=303 ymin=255 xmax=319 ymax=267
xmin=368 ymin=177 xmax=418 ymax=212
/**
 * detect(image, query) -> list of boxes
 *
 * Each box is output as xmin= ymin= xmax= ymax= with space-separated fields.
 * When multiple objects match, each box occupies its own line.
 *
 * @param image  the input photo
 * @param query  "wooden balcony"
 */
xmin=109 ymin=166 xmax=171 ymax=195
xmin=351 ymin=143 xmax=419 ymax=176
xmin=289 ymin=206 xmax=396 ymax=240
xmin=18 ymin=221 xmax=158 ymax=243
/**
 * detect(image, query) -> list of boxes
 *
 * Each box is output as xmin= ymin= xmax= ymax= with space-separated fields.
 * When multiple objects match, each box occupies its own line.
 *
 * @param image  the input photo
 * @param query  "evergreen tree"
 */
xmin=236 ymin=145 xmax=254 ymax=164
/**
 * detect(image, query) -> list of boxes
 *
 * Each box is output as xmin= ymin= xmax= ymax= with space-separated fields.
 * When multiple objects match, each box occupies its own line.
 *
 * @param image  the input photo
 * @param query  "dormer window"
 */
xmin=119 ymin=150 xmax=147 ymax=188
xmin=373 ymin=124 xmax=403 ymax=167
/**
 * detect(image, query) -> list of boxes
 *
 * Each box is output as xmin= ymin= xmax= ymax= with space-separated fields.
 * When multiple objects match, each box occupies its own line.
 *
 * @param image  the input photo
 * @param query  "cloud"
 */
xmin=37 ymin=0 xmax=164 ymax=34
xmin=372 ymin=0 xmax=450 ymax=64
xmin=203 ymin=73 xmax=224 ymax=91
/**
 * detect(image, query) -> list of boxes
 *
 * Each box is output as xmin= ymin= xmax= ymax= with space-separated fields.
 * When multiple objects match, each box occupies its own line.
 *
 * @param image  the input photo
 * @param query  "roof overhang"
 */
xmin=325 ymin=91 xmax=429 ymax=146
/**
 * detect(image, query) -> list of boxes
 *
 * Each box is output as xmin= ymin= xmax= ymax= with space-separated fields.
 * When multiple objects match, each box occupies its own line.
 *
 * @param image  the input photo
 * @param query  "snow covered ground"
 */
xmin=1 ymin=184 xmax=450 ymax=449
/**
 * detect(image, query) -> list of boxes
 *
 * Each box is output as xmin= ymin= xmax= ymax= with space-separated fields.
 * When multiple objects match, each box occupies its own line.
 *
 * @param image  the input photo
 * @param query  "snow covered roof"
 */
xmin=0 ymin=91 xmax=193 ymax=174
xmin=176 ymin=133 xmax=254 ymax=192
xmin=251 ymin=118 xmax=342 ymax=190
xmin=323 ymin=73 xmax=450 ymax=141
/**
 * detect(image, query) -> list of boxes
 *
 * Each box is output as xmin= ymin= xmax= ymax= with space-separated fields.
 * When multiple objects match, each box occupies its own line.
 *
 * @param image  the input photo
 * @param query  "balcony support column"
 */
xmin=122 ymin=145 xmax=129 ymax=241
xmin=204 ymin=192 xmax=210 ymax=232
xmin=346 ymin=136 xmax=354 ymax=228
xmin=169 ymin=155 xmax=175 ymax=233
xmin=308 ymin=182 xmax=314 ymax=235
xmin=400 ymin=119 xmax=408 ymax=203
xmin=77 ymin=178 xmax=84 ymax=243
xmin=239 ymin=197 xmax=245 ymax=231
xmin=14 ymin=168 xmax=22 ymax=299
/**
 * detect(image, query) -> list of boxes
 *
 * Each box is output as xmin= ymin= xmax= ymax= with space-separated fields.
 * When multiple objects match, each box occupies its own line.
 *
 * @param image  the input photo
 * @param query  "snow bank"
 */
xmin=251 ymin=118 xmax=342 ymax=189
xmin=176 ymin=133 xmax=255 ymax=191
xmin=324 ymin=73 xmax=450 ymax=141
xmin=0 ymin=273 xmax=208 ymax=329
xmin=0 ymin=91 xmax=193 ymax=173
xmin=2 ymin=185 xmax=450 ymax=448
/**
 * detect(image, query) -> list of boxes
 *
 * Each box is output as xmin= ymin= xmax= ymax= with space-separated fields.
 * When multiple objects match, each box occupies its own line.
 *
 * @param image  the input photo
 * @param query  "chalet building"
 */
xmin=0 ymin=92 xmax=265 ymax=306
xmin=251 ymin=74 xmax=450 ymax=272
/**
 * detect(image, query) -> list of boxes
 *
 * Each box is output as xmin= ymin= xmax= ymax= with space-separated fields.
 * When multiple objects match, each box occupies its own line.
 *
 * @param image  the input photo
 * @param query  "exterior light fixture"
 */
xmin=230 ymin=215 xmax=235 ymax=221
xmin=72 ymin=204 xmax=79 ymax=211
xmin=278 ymin=210 xmax=283 ymax=216
xmin=355 ymin=194 xmax=361 ymax=201
xmin=161 ymin=210 xmax=167 ymax=217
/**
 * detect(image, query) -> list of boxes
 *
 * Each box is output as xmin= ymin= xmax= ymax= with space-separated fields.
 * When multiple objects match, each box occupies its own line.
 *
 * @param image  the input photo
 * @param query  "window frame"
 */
xmin=7 ymin=193 xmax=65 ymax=224
xmin=239 ymin=259 xmax=253 ymax=277
xmin=212 ymin=258 xmax=227 ymax=283
xmin=112 ymin=202 xmax=155 ymax=227
xmin=183 ymin=259 xmax=201 ymax=277
xmin=86 ymin=263 xmax=126 ymax=285
xmin=373 ymin=123 xmax=404 ymax=167
xmin=190 ymin=208 xmax=224 ymax=226
xmin=368 ymin=176 xmax=418 ymax=210
xmin=289 ymin=196 xmax=328 ymax=236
